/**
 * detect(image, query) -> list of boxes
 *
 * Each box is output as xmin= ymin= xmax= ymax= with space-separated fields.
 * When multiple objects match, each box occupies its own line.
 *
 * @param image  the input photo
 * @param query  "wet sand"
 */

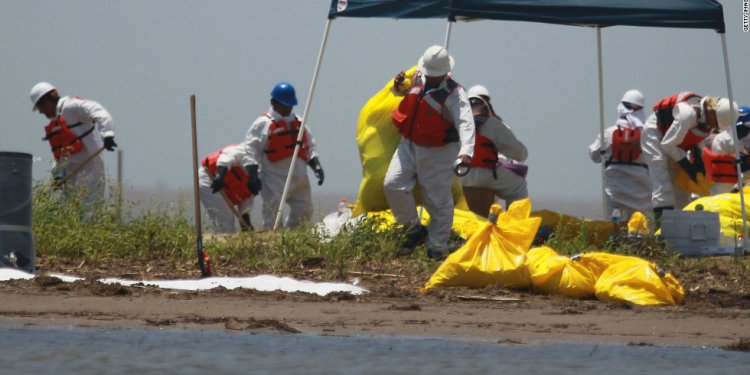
xmin=1 ymin=275 xmax=749 ymax=349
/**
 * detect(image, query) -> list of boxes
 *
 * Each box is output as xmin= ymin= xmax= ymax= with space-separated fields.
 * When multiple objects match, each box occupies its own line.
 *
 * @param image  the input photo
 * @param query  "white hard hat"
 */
xmin=467 ymin=85 xmax=491 ymax=101
xmin=716 ymin=97 xmax=739 ymax=130
xmin=620 ymin=89 xmax=644 ymax=108
xmin=30 ymin=81 xmax=56 ymax=110
xmin=417 ymin=45 xmax=454 ymax=77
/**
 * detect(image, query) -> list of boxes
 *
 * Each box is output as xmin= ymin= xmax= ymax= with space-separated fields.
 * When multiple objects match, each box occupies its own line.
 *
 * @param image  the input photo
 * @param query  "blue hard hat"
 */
xmin=270 ymin=82 xmax=298 ymax=107
xmin=738 ymin=106 xmax=750 ymax=127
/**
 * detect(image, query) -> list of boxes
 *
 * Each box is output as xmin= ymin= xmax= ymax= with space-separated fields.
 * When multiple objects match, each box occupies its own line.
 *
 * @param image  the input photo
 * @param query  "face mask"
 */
xmin=473 ymin=115 xmax=488 ymax=126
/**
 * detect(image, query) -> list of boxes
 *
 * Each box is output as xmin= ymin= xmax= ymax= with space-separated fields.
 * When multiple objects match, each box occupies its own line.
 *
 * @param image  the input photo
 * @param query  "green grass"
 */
xmin=31 ymin=182 xmax=750 ymax=288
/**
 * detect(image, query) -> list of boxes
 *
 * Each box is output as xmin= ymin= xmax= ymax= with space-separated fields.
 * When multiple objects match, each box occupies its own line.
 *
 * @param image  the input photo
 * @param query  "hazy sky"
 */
xmin=2 ymin=0 xmax=748 ymax=218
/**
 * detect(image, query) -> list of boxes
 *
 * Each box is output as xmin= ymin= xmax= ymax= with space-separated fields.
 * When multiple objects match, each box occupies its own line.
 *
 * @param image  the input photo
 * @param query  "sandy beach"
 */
xmin=2 ymin=261 xmax=749 ymax=350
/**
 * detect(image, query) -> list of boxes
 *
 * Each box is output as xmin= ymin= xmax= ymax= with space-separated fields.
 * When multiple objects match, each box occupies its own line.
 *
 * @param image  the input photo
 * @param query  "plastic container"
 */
xmin=337 ymin=198 xmax=348 ymax=216
xmin=660 ymin=210 xmax=726 ymax=256
xmin=0 ymin=152 xmax=35 ymax=273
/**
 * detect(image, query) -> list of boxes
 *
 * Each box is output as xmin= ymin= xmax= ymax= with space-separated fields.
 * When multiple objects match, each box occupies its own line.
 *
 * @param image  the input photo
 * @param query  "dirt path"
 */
xmin=1 ymin=276 xmax=749 ymax=349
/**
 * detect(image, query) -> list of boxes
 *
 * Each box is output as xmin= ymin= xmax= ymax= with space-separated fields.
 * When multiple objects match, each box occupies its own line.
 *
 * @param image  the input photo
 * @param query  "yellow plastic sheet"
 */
xmin=627 ymin=211 xmax=649 ymax=235
xmin=353 ymin=66 xmax=467 ymax=216
xmin=674 ymin=168 xmax=713 ymax=197
xmin=366 ymin=207 xmax=486 ymax=239
xmin=531 ymin=210 xmax=614 ymax=247
xmin=578 ymin=252 xmax=684 ymax=306
xmin=422 ymin=199 xmax=541 ymax=291
xmin=684 ymin=186 xmax=750 ymax=241
xmin=525 ymin=246 xmax=596 ymax=299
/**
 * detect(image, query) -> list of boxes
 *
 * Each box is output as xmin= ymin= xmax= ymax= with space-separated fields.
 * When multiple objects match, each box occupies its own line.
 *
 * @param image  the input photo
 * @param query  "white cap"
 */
xmin=620 ymin=89 xmax=644 ymax=108
xmin=716 ymin=98 xmax=739 ymax=130
xmin=417 ymin=45 xmax=454 ymax=77
xmin=30 ymin=81 xmax=56 ymax=110
xmin=467 ymin=85 xmax=491 ymax=101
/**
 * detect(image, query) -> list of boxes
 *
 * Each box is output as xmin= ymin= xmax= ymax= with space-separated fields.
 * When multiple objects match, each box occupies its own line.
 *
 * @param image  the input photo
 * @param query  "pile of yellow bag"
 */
xmin=423 ymin=199 xmax=684 ymax=306
xmin=683 ymin=186 xmax=750 ymax=241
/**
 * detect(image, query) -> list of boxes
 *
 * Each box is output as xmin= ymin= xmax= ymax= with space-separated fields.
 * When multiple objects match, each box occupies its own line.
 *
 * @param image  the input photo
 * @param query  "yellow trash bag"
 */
xmin=576 ymin=252 xmax=684 ymax=305
xmin=366 ymin=207 xmax=486 ymax=240
xmin=352 ymin=66 xmax=468 ymax=216
xmin=531 ymin=210 xmax=614 ymax=247
xmin=674 ymin=168 xmax=713 ymax=197
xmin=684 ymin=186 xmax=750 ymax=241
xmin=422 ymin=199 xmax=541 ymax=291
xmin=525 ymin=246 xmax=596 ymax=299
xmin=627 ymin=211 xmax=650 ymax=235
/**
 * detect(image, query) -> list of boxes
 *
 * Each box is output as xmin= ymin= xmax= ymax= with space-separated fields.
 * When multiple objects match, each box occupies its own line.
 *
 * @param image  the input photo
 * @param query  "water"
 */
xmin=1 ymin=326 xmax=748 ymax=374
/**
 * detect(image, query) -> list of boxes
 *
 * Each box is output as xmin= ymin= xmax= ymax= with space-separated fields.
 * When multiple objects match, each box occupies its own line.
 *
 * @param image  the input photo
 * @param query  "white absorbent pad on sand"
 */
xmin=0 ymin=269 xmax=366 ymax=296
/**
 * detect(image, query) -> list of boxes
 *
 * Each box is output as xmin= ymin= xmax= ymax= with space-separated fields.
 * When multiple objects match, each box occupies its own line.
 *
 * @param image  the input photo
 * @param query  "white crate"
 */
xmin=660 ymin=210 xmax=721 ymax=256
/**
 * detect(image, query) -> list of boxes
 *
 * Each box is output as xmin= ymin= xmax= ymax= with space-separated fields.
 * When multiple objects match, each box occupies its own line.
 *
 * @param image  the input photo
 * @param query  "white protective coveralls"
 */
xmin=641 ymin=101 xmax=705 ymax=210
xmin=243 ymin=108 xmax=318 ymax=230
xmin=198 ymin=144 xmax=254 ymax=232
xmin=384 ymin=73 xmax=475 ymax=252
xmin=51 ymin=96 xmax=114 ymax=207
xmin=589 ymin=103 xmax=652 ymax=221
xmin=460 ymin=114 xmax=528 ymax=206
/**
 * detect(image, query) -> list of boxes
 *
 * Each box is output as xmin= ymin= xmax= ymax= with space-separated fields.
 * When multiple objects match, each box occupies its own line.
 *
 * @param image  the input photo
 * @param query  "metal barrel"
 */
xmin=0 ymin=152 xmax=35 ymax=273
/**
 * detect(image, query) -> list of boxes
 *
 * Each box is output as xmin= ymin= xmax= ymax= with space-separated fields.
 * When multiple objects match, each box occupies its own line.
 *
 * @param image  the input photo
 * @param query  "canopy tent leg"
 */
xmin=720 ymin=33 xmax=749 ymax=255
xmin=273 ymin=19 xmax=333 ymax=230
xmin=444 ymin=20 xmax=453 ymax=50
xmin=596 ymin=26 xmax=608 ymax=219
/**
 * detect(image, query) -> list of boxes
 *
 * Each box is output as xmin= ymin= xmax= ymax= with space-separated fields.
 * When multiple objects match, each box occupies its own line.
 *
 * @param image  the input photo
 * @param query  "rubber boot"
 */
xmin=396 ymin=224 xmax=428 ymax=257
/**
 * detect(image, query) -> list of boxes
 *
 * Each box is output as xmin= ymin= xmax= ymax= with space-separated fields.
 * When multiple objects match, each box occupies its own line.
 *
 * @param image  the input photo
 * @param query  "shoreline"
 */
xmin=2 ymin=277 xmax=749 ymax=350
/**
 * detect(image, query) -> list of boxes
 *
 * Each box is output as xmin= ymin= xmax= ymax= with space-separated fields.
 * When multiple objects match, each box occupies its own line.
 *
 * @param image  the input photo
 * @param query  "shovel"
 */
xmin=53 ymin=146 xmax=106 ymax=187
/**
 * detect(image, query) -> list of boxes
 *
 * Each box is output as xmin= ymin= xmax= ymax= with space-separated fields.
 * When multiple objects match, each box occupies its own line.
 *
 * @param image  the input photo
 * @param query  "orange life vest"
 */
xmin=263 ymin=114 xmax=310 ymax=162
xmin=202 ymin=146 xmax=253 ymax=205
xmin=677 ymin=127 xmax=710 ymax=151
xmin=391 ymin=78 xmax=460 ymax=147
xmin=42 ymin=116 xmax=94 ymax=160
xmin=470 ymin=119 xmax=499 ymax=170
xmin=702 ymin=146 xmax=738 ymax=183
xmin=608 ymin=126 xmax=643 ymax=166
xmin=653 ymin=91 xmax=699 ymax=133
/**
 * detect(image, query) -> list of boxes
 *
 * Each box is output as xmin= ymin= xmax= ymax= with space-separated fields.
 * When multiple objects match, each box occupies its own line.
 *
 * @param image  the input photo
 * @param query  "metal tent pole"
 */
xmin=596 ymin=26 xmax=608 ymax=219
xmin=720 ymin=33 xmax=749 ymax=256
xmin=444 ymin=20 xmax=453 ymax=50
xmin=273 ymin=19 xmax=333 ymax=230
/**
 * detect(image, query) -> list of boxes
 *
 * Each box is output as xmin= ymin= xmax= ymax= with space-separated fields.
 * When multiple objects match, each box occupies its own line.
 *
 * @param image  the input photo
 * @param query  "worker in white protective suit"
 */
xmin=703 ymin=105 xmax=750 ymax=195
xmin=385 ymin=45 xmax=475 ymax=259
xmin=641 ymin=93 xmax=738 ymax=225
xmin=588 ymin=89 xmax=652 ymax=222
xmin=199 ymin=144 xmax=254 ymax=232
xmin=30 ymin=82 xmax=117 ymax=211
xmin=242 ymin=82 xmax=324 ymax=230
xmin=461 ymin=86 xmax=528 ymax=216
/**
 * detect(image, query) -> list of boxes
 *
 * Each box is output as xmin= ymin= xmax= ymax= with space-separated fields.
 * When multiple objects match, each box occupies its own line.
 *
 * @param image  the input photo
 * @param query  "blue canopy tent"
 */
xmin=273 ymin=0 xmax=745 ymax=253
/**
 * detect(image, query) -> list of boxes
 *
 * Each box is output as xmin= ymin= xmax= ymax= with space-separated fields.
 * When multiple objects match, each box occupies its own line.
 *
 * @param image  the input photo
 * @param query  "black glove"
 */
xmin=308 ymin=157 xmax=324 ymax=186
xmin=691 ymin=147 xmax=705 ymax=175
xmin=210 ymin=166 xmax=228 ymax=193
xmin=678 ymin=158 xmax=698 ymax=182
xmin=245 ymin=165 xmax=261 ymax=195
xmin=103 ymin=136 xmax=117 ymax=151
xmin=738 ymin=126 xmax=750 ymax=140
xmin=741 ymin=154 xmax=750 ymax=173
xmin=240 ymin=213 xmax=254 ymax=232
